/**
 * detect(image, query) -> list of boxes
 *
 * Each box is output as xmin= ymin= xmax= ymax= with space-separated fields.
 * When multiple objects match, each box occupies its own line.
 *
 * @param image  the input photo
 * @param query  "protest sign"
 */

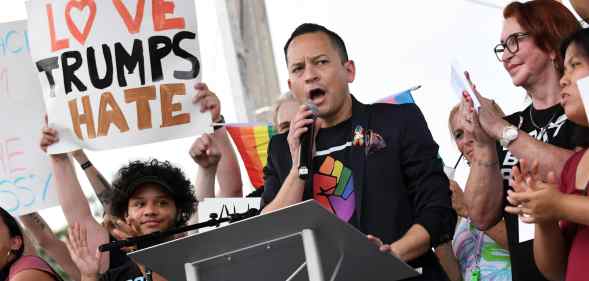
xmin=27 ymin=0 xmax=210 ymax=154
xmin=0 ymin=20 xmax=57 ymax=215
xmin=451 ymin=60 xmax=481 ymax=112
xmin=578 ymin=76 xmax=589 ymax=125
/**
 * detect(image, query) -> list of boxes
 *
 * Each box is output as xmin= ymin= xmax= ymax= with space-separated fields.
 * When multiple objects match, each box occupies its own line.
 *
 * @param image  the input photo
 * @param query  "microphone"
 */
xmin=298 ymin=101 xmax=318 ymax=179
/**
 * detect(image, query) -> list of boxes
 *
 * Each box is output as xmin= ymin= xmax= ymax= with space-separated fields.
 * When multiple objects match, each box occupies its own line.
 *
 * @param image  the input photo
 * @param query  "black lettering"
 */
xmin=114 ymin=39 xmax=145 ymax=87
xmin=148 ymin=36 xmax=173 ymax=82
xmin=87 ymin=44 xmax=114 ymax=90
xmin=35 ymin=57 xmax=59 ymax=97
xmin=172 ymin=31 xmax=200 ymax=79
xmin=61 ymin=51 xmax=87 ymax=94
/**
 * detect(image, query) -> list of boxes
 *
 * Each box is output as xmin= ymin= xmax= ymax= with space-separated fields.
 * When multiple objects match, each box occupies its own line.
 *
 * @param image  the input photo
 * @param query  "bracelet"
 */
xmin=80 ymin=161 xmax=93 ymax=170
xmin=213 ymin=115 xmax=225 ymax=130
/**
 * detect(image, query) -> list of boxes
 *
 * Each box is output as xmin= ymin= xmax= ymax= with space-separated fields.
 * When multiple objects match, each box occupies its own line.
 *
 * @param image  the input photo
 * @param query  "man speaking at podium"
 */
xmin=260 ymin=23 xmax=456 ymax=281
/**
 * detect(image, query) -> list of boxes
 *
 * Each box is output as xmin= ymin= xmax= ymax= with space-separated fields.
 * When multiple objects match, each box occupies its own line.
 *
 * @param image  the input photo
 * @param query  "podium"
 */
xmin=129 ymin=200 xmax=419 ymax=281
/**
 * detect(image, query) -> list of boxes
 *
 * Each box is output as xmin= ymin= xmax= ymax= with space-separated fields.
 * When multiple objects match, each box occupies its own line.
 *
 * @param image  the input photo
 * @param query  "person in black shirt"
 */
xmin=261 ymin=23 xmax=455 ymax=281
xmin=458 ymin=1 xmax=581 ymax=281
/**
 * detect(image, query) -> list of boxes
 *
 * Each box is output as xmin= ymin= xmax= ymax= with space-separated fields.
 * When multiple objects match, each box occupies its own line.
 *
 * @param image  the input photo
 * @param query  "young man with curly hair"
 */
xmin=41 ymin=104 xmax=212 ymax=280
xmin=44 ymin=143 xmax=197 ymax=281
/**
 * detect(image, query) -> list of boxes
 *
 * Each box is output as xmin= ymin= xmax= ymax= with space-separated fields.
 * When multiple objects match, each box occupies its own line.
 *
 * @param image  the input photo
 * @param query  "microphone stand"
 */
xmin=99 ymin=207 xmax=259 ymax=252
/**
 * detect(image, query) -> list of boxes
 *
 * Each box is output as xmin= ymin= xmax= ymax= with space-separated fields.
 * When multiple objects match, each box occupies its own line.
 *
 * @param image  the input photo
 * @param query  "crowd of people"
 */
xmin=2 ymin=0 xmax=589 ymax=280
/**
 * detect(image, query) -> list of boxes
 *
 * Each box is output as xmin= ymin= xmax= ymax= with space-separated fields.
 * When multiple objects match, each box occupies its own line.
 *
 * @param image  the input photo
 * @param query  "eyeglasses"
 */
xmin=493 ymin=32 xmax=530 ymax=62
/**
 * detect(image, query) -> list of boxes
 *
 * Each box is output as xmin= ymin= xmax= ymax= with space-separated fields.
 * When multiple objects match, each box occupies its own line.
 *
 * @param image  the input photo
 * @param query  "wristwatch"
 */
xmin=500 ymin=125 xmax=518 ymax=147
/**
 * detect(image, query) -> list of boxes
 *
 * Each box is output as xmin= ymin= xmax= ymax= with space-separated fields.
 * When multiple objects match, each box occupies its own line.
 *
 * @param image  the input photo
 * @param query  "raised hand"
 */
xmin=462 ymin=71 xmax=508 ymax=140
xmin=111 ymin=218 xmax=143 ymax=242
xmin=189 ymin=133 xmax=221 ymax=169
xmin=506 ymin=159 xmax=562 ymax=223
xmin=65 ymin=223 xmax=102 ymax=280
xmin=286 ymin=104 xmax=321 ymax=168
xmin=193 ymin=82 xmax=221 ymax=122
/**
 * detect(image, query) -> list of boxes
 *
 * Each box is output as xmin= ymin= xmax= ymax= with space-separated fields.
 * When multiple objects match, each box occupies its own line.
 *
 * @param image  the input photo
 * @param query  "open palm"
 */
xmin=65 ymin=223 xmax=102 ymax=279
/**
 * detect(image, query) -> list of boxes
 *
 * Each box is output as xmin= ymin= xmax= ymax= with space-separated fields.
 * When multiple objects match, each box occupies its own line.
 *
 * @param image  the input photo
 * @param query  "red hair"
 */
xmin=504 ymin=0 xmax=581 ymax=74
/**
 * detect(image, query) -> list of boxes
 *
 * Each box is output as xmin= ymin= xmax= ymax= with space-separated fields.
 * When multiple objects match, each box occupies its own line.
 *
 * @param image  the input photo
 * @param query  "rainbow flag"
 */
xmin=225 ymin=123 xmax=277 ymax=189
xmin=377 ymin=88 xmax=415 ymax=104
xmin=226 ymin=87 xmax=419 ymax=189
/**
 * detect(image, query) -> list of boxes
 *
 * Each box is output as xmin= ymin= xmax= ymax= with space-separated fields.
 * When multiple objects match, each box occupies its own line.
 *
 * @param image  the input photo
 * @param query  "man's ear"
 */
xmin=288 ymin=79 xmax=292 ymax=90
xmin=344 ymin=60 xmax=356 ymax=83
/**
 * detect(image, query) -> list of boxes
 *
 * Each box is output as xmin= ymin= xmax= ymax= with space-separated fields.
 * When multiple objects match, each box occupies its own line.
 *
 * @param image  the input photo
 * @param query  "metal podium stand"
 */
xmin=130 ymin=200 xmax=419 ymax=281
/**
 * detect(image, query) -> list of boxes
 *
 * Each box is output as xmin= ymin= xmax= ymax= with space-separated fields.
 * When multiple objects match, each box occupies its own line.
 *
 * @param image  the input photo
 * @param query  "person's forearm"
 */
xmin=261 ymin=169 xmax=305 ymax=214
xmin=557 ymin=194 xmax=589 ymax=226
xmin=465 ymin=144 xmax=504 ymax=230
xmin=571 ymin=0 xmax=589 ymax=20
xmin=50 ymin=155 xmax=109 ymax=272
xmin=50 ymin=155 xmax=94 ymax=223
xmin=435 ymin=242 xmax=463 ymax=281
xmin=19 ymin=213 xmax=54 ymax=248
xmin=483 ymin=220 xmax=508 ymax=250
xmin=534 ymin=222 xmax=567 ymax=281
xmin=195 ymin=166 xmax=217 ymax=201
xmin=391 ymin=224 xmax=431 ymax=262
xmin=44 ymin=240 xmax=82 ymax=281
xmin=19 ymin=213 xmax=81 ymax=280
xmin=72 ymin=151 xmax=112 ymax=206
xmin=213 ymin=127 xmax=243 ymax=197
xmin=507 ymin=132 xmax=573 ymax=183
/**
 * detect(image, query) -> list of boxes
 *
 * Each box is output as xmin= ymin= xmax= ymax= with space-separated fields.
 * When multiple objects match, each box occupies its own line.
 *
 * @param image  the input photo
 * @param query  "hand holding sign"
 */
xmin=451 ymin=60 xmax=481 ymax=111
xmin=457 ymin=69 xmax=508 ymax=142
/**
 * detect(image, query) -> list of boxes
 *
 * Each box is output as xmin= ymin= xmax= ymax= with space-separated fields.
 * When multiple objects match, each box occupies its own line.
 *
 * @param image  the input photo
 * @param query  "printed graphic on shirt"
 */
xmin=500 ymin=113 xmax=567 ymax=183
xmin=453 ymin=221 xmax=511 ymax=281
xmin=312 ymin=156 xmax=355 ymax=222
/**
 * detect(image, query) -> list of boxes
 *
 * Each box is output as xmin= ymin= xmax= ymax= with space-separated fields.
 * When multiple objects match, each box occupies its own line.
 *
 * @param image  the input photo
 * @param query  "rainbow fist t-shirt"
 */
xmin=311 ymin=118 xmax=356 ymax=225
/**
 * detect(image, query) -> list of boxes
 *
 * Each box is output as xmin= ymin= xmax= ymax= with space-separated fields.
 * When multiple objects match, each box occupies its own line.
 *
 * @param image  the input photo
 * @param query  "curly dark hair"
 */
xmin=108 ymin=159 xmax=197 ymax=227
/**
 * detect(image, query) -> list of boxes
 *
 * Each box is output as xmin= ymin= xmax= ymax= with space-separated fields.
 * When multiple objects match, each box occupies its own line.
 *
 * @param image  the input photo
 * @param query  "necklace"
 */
xmin=529 ymin=106 xmax=557 ymax=137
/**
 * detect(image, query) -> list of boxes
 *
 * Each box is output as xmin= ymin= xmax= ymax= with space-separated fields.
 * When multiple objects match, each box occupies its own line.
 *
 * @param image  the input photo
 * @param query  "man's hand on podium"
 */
xmin=366 ymin=234 xmax=404 ymax=261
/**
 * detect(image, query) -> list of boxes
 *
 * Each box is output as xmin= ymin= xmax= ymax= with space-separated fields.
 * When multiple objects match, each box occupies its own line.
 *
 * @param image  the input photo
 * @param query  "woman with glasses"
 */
xmin=459 ymin=1 xmax=581 ymax=281
xmin=506 ymin=28 xmax=589 ymax=281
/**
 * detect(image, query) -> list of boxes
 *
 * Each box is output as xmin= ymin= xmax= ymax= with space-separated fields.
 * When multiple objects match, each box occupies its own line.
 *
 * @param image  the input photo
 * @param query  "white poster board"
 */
xmin=0 ymin=20 xmax=57 ymax=216
xmin=27 ymin=0 xmax=211 ymax=154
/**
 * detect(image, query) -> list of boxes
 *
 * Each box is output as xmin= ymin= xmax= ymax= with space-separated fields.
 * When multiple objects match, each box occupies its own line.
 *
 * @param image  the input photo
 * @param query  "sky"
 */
xmin=1 ymin=0 xmax=573 ymax=229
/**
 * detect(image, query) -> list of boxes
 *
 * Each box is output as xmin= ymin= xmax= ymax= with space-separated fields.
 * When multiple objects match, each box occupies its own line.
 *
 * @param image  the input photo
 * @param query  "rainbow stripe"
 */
xmin=225 ymin=123 xmax=276 ymax=189
xmin=377 ymin=89 xmax=415 ymax=104
xmin=226 ymin=88 xmax=418 ymax=190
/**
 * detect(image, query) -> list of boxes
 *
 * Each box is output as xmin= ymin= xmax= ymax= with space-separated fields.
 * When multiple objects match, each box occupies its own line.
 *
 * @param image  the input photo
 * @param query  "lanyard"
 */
xmin=469 ymin=221 xmax=484 ymax=281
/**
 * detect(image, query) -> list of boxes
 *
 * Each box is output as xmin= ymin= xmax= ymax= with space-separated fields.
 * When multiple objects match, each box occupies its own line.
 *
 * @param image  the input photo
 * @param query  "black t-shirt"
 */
xmin=101 ymin=236 xmax=145 ymax=281
xmin=100 ymin=261 xmax=143 ymax=281
xmin=301 ymin=118 xmax=358 ymax=228
xmin=498 ymin=104 xmax=577 ymax=281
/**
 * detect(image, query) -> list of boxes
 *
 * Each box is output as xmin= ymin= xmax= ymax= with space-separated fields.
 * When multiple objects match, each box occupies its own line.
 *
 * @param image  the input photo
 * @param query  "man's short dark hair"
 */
xmin=108 ymin=159 xmax=197 ymax=227
xmin=283 ymin=23 xmax=349 ymax=64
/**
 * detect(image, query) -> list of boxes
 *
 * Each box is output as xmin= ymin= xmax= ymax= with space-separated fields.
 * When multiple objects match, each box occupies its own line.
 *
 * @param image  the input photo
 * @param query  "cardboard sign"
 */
xmin=27 ymin=0 xmax=211 ymax=154
xmin=451 ymin=60 xmax=481 ymax=112
xmin=0 ymin=20 xmax=57 ymax=215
